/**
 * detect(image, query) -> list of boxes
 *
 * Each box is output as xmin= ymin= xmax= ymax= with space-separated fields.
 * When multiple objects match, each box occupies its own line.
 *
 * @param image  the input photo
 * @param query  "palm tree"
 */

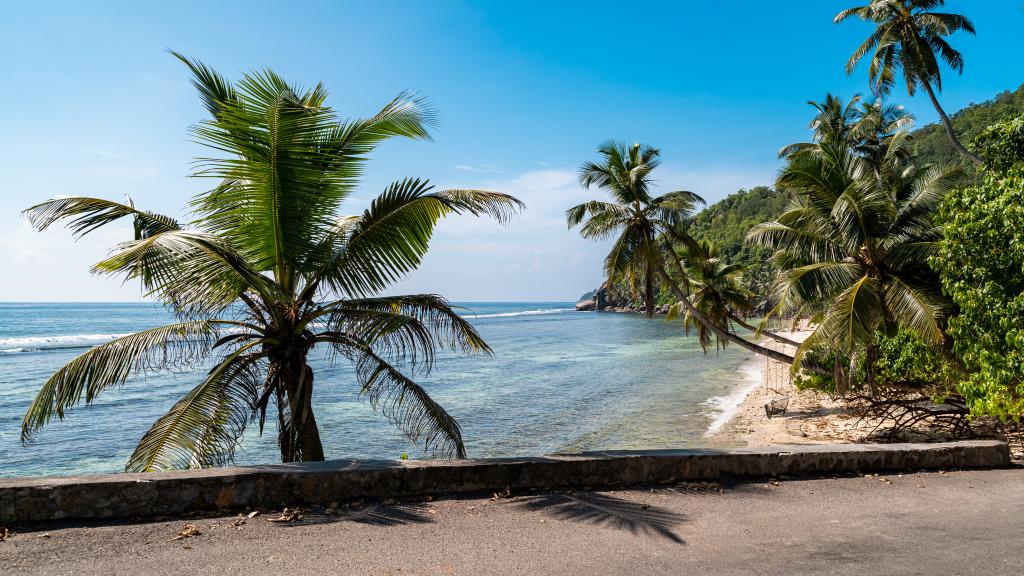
xmin=568 ymin=142 xmax=799 ymax=365
xmin=750 ymin=131 xmax=957 ymax=391
xmin=779 ymin=94 xmax=864 ymax=160
xmin=568 ymin=141 xmax=705 ymax=316
xmin=19 ymin=53 xmax=523 ymax=471
xmin=666 ymin=238 xmax=754 ymax=350
xmin=780 ymin=93 xmax=914 ymax=172
xmin=835 ymin=0 xmax=981 ymax=165
xmin=663 ymin=235 xmax=800 ymax=349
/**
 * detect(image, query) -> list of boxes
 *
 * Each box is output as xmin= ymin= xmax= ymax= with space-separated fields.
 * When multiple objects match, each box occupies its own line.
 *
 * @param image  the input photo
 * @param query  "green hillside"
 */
xmin=688 ymin=186 xmax=789 ymax=313
xmin=583 ymin=86 xmax=1024 ymax=313
xmin=911 ymin=83 xmax=1024 ymax=184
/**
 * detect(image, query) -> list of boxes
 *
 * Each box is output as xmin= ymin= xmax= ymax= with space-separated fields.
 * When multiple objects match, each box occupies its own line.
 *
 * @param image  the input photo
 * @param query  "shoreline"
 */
xmin=709 ymin=326 xmax=864 ymax=446
xmin=708 ymin=326 xmax=989 ymax=447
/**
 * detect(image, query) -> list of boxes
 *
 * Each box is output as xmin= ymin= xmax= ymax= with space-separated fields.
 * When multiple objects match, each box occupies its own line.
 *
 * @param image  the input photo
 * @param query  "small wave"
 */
xmin=0 ymin=333 xmax=132 ymax=353
xmin=467 ymin=308 xmax=574 ymax=319
xmin=703 ymin=360 xmax=763 ymax=436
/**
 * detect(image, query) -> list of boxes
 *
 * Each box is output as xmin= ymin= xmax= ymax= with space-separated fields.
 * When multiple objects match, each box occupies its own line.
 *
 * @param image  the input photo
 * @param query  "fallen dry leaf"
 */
xmin=171 ymin=523 xmax=201 ymax=541
xmin=268 ymin=508 xmax=304 ymax=523
xmin=247 ymin=510 xmax=260 ymax=519
xmin=0 ymin=527 xmax=12 ymax=542
xmin=232 ymin=518 xmax=246 ymax=528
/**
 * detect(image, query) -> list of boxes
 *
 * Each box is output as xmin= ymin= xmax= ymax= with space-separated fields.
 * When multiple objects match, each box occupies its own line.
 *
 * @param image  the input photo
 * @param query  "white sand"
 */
xmin=710 ymin=327 xmax=878 ymax=446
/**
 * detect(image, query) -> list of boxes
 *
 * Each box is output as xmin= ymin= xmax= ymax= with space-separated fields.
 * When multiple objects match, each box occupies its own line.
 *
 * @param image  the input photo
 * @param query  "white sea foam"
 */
xmin=0 ymin=333 xmax=132 ymax=353
xmin=703 ymin=358 xmax=764 ymax=436
xmin=467 ymin=308 xmax=574 ymax=319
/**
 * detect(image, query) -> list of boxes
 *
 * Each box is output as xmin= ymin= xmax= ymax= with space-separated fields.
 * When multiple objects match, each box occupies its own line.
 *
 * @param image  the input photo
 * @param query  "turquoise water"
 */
xmin=0 ymin=302 xmax=757 ymax=477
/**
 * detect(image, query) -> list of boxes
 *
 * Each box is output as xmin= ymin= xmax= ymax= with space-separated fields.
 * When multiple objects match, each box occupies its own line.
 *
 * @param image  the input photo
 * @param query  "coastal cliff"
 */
xmin=575 ymin=282 xmax=670 ymax=314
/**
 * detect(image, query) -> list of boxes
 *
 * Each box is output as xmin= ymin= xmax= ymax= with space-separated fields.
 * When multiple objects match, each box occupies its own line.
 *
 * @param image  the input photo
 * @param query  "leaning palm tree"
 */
xmin=750 ymin=133 xmax=957 ymax=391
xmin=835 ymin=0 xmax=981 ymax=164
xmin=568 ymin=142 xmax=798 ymax=364
xmin=666 ymin=238 xmax=756 ymax=351
xmin=19 ymin=53 xmax=523 ymax=472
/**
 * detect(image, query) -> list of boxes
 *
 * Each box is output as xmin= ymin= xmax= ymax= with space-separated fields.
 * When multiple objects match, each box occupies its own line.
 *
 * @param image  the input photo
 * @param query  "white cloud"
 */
xmin=0 ymin=221 xmax=143 ymax=301
xmin=84 ymin=149 xmax=124 ymax=159
xmin=0 ymin=163 xmax=773 ymax=303
xmin=453 ymin=164 xmax=505 ymax=174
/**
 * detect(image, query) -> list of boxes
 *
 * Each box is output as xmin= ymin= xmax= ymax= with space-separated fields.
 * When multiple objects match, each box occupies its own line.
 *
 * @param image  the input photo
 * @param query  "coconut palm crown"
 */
xmin=750 ymin=121 xmax=957 ymax=388
xmin=665 ymin=238 xmax=754 ymax=351
xmin=19 ymin=53 xmax=523 ymax=471
xmin=566 ymin=141 xmax=705 ymax=316
xmin=835 ymin=0 xmax=980 ymax=164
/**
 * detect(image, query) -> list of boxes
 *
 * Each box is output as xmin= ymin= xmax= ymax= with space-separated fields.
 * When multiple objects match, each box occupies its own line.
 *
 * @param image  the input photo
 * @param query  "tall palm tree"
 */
xmin=835 ymin=0 xmax=981 ymax=164
xmin=780 ymin=93 xmax=914 ymax=170
xmin=19 ymin=53 xmax=523 ymax=472
xmin=568 ymin=142 xmax=799 ymax=365
xmin=568 ymin=141 xmax=705 ymax=317
xmin=750 ymin=132 xmax=957 ymax=391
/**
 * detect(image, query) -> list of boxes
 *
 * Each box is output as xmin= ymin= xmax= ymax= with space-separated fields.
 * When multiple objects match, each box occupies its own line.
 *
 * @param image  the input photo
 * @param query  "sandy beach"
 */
xmin=711 ymin=326 xmax=881 ymax=446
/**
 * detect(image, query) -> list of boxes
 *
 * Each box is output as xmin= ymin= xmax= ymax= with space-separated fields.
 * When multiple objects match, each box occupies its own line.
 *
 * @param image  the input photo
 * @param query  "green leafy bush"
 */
xmin=872 ymin=329 xmax=957 ymax=395
xmin=933 ymin=168 xmax=1024 ymax=420
xmin=972 ymin=115 xmax=1024 ymax=172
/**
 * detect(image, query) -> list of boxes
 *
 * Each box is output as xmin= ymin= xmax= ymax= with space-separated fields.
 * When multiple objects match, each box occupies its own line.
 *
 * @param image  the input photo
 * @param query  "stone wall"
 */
xmin=0 ymin=440 xmax=1010 ymax=523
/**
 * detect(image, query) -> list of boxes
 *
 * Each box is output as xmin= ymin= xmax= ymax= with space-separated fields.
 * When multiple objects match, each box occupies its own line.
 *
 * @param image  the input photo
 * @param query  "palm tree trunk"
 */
xmin=283 ymin=362 xmax=326 ymax=462
xmin=922 ymin=81 xmax=983 ymax=166
xmin=727 ymin=313 xmax=802 ymax=348
xmin=644 ymin=262 xmax=655 ymax=317
xmin=865 ymin=343 xmax=878 ymax=397
xmin=649 ymin=251 xmax=795 ymax=364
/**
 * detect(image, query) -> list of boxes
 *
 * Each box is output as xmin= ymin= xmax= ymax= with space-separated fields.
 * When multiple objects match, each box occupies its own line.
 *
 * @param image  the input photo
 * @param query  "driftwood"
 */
xmin=844 ymin=388 xmax=975 ymax=441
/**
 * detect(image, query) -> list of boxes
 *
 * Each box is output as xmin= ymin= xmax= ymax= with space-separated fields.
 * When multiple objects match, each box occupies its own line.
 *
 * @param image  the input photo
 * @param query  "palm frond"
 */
xmin=23 ymin=196 xmax=179 ymax=240
xmin=170 ymin=50 xmax=238 ymax=120
xmin=126 ymin=351 xmax=264 ymax=472
xmin=92 ymin=230 xmax=277 ymax=316
xmin=317 ymin=179 xmax=519 ymax=297
xmin=319 ymin=294 xmax=490 ymax=371
xmin=349 ymin=343 xmax=466 ymax=458
xmin=21 ymin=321 xmax=229 ymax=441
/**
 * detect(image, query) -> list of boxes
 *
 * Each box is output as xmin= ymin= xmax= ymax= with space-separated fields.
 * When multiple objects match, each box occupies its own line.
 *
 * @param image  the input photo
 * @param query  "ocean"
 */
xmin=0 ymin=302 xmax=758 ymax=478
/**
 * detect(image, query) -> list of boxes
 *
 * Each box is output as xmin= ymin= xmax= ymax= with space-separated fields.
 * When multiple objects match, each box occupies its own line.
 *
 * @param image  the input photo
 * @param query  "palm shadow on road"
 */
xmin=513 ymin=492 xmax=688 ymax=544
xmin=276 ymin=503 xmax=436 ymax=528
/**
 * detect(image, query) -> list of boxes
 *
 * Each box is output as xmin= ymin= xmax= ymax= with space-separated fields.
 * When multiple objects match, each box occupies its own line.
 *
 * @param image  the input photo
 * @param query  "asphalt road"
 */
xmin=3 ymin=468 xmax=1023 ymax=575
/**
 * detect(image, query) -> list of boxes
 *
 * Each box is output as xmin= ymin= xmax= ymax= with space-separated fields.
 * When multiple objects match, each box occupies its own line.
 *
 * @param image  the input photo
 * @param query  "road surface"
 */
xmin=3 ymin=468 xmax=1023 ymax=575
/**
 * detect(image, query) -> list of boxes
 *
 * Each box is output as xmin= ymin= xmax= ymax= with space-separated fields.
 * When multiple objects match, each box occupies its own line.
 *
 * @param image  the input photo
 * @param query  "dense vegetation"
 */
xmin=575 ymin=1 xmax=1024 ymax=429
xmin=592 ymin=87 xmax=1024 ymax=315
xmin=933 ymin=123 xmax=1024 ymax=420
xmin=686 ymin=187 xmax=788 ymax=314
xmin=911 ymin=84 xmax=1024 ymax=184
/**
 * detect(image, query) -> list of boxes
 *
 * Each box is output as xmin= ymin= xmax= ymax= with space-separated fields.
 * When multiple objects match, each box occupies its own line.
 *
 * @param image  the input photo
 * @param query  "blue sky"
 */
xmin=1 ymin=1 xmax=1021 ymax=301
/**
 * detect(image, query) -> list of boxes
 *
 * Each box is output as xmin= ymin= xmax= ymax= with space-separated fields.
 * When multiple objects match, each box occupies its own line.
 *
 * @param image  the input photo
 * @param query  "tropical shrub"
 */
xmin=972 ymin=115 xmax=1024 ymax=172
xmin=933 ymin=168 xmax=1024 ymax=420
